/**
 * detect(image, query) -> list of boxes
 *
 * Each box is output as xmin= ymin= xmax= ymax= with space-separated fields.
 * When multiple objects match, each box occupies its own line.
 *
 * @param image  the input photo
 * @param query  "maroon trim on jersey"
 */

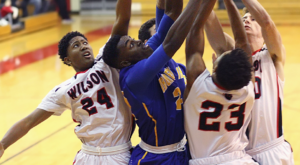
xmin=73 ymin=118 xmax=79 ymax=123
xmin=252 ymin=48 xmax=262 ymax=56
xmin=276 ymin=74 xmax=283 ymax=138
xmin=213 ymin=81 xmax=226 ymax=90
xmin=75 ymin=69 xmax=89 ymax=75
xmin=73 ymin=150 xmax=81 ymax=165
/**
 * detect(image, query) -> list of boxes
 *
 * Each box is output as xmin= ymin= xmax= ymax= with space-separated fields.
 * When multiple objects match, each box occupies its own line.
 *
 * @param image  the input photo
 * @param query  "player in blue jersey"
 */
xmin=102 ymin=0 xmax=217 ymax=164
xmin=138 ymin=0 xmax=164 ymax=44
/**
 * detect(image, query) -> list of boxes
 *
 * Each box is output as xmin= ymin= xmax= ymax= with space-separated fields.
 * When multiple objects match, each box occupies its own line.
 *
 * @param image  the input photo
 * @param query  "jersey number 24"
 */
xmin=80 ymin=87 xmax=114 ymax=116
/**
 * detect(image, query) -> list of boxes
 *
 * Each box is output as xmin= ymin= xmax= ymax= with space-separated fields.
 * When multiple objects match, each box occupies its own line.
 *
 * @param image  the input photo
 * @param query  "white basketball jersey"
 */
xmin=37 ymin=55 xmax=132 ymax=148
xmin=184 ymin=69 xmax=254 ymax=159
xmin=246 ymin=44 xmax=284 ymax=150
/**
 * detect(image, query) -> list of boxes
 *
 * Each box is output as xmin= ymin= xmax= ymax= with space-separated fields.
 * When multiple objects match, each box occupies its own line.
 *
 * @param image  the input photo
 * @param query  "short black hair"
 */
xmin=58 ymin=31 xmax=87 ymax=66
xmin=103 ymin=35 xmax=122 ymax=68
xmin=138 ymin=18 xmax=156 ymax=42
xmin=215 ymin=48 xmax=252 ymax=90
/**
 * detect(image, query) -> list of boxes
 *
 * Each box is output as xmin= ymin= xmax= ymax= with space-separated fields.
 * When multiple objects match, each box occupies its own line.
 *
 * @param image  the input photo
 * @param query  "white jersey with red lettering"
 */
xmin=37 ymin=55 xmax=132 ymax=149
xmin=246 ymin=44 xmax=284 ymax=149
xmin=246 ymin=44 xmax=294 ymax=165
xmin=184 ymin=69 xmax=255 ymax=162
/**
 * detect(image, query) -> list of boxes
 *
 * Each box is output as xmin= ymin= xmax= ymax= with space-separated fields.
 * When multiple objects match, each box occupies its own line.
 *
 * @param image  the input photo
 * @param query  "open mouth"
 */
xmin=83 ymin=51 xmax=92 ymax=58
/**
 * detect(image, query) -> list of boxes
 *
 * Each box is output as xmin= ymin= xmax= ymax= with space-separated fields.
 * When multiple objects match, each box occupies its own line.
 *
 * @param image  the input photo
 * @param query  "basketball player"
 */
xmin=241 ymin=0 xmax=294 ymax=164
xmin=102 ymin=0 xmax=217 ymax=164
xmin=139 ymin=18 xmax=156 ymax=44
xmin=0 ymin=0 xmax=134 ymax=164
xmin=184 ymin=0 xmax=258 ymax=164
xmin=204 ymin=0 xmax=294 ymax=164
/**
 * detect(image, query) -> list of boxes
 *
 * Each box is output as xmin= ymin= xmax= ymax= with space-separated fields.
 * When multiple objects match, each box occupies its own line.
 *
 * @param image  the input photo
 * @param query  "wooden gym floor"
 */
xmin=0 ymin=14 xmax=299 ymax=165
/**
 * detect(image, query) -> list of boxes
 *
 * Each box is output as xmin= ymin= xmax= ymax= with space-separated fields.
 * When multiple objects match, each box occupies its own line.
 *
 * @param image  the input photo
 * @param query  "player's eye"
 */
xmin=74 ymin=44 xmax=78 ymax=48
xmin=130 ymin=43 xmax=133 ymax=48
xmin=252 ymin=18 xmax=255 ymax=21
xmin=83 ymin=42 xmax=88 ymax=45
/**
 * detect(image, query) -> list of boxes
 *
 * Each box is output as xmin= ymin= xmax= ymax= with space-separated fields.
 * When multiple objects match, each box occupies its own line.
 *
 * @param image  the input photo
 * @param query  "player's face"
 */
xmin=117 ymin=35 xmax=153 ymax=68
xmin=243 ymin=13 xmax=262 ymax=37
xmin=149 ymin=24 xmax=156 ymax=37
xmin=66 ymin=36 xmax=94 ymax=72
xmin=143 ymin=24 xmax=156 ymax=44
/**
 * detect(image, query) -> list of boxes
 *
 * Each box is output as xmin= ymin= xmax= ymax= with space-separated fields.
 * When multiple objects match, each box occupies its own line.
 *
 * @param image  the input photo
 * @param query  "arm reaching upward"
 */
xmin=205 ymin=11 xmax=234 ymax=56
xmin=111 ymin=0 xmax=132 ymax=36
xmin=163 ymin=0 xmax=217 ymax=58
xmin=183 ymin=0 xmax=219 ymax=100
xmin=224 ymin=0 xmax=251 ymax=55
xmin=224 ymin=0 xmax=254 ymax=83
xmin=242 ymin=0 xmax=285 ymax=80
xmin=0 ymin=109 xmax=53 ymax=159
xmin=164 ymin=0 xmax=182 ymax=21
xmin=156 ymin=0 xmax=165 ymax=28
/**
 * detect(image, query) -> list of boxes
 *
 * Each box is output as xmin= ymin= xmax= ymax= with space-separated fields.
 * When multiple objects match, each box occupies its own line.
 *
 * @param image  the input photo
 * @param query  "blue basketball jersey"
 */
xmin=120 ymin=59 xmax=186 ymax=146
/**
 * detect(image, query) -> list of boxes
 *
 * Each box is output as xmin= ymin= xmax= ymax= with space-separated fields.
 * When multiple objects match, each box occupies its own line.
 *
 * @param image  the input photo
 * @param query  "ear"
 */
xmin=120 ymin=60 xmax=131 ymax=68
xmin=64 ymin=57 xmax=72 ymax=65
xmin=212 ymin=53 xmax=217 ymax=63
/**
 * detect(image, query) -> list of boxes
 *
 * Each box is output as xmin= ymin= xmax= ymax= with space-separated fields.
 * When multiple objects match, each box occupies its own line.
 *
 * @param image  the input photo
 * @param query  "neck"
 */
xmin=247 ymin=34 xmax=264 ymax=53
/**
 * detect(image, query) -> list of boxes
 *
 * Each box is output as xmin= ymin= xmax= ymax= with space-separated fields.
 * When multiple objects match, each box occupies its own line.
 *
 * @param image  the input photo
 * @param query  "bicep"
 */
xmin=26 ymin=108 xmax=54 ymax=128
xmin=261 ymin=24 xmax=285 ymax=63
xmin=185 ymin=53 xmax=206 ymax=100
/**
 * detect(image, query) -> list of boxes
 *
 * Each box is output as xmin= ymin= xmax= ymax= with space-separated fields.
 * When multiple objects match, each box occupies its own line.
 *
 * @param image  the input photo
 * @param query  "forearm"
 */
xmin=241 ymin=0 xmax=272 ymax=27
xmin=205 ymin=11 xmax=233 ymax=55
xmin=1 ymin=119 xmax=31 ymax=149
xmin=163 ymin=0 xmax=208 ymax=57
xmin=224 ymin=0 xmax=250 ymax=53
xmin=1 ymin=109 xmax=53 ymax=150
xmin=156 ymin=0 xmax=165 ymax=28
xmin=147 ymin=14 xmax=174 ymax=51
xmin=164 ymin=0 xmax=182 ymax=21
xmin=111 ymin=0 xmax=132 ymax=36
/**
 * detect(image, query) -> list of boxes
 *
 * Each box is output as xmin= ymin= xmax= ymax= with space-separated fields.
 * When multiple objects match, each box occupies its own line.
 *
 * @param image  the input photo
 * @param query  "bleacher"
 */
xmin=1 ymin=0 xmax=299 ymax=41
xmin=132 ymin=0 xmax=300 ymax=25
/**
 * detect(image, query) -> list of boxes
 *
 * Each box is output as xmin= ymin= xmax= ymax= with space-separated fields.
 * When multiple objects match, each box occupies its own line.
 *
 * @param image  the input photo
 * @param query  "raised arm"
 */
xmin=163 ymin=0 xmax=217 ymax=58
xmin=205 ymin=11 xmax=234 ymax=56
xmin=224 ymin=0 xmax=251 ymax=54
xmin=156 ymin=0 xmax=165 ymax=28
xmin=242 ymin=0 xmax=285 ymax=78
xmin=164 ymin=0 xmax=182 ymax=21
xmin=0 ymin=109 xmax=53 ymax=158
xmin=184 ymin=0 xmax=218 ymax=100
xmin=111 ymin=0 xmax=132 ymax=36
xmin=146 ymin=0 xmax=183 ymax=50
xmin=224 ymin=0 xmax=254 ymax=83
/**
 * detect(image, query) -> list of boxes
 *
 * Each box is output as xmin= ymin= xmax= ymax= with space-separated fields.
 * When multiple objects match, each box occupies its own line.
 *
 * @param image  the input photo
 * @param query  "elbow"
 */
xmin=260 ymin=15 xmax=275 ymax=29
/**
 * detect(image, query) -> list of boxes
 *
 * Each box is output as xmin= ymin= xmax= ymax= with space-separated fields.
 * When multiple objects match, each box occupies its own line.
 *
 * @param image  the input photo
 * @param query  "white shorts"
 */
xmin=73 ymin=150 xmax=131 ymax=165
xmin=246 ymin=136 xmax=294 ymax=165
xmin=189 ymin=150 xmax=259 ymax=165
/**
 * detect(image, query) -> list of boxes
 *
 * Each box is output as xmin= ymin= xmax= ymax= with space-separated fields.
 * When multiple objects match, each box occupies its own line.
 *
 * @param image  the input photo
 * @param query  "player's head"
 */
xmin=138 ymin=18 xmax=156 ymax=44
xmin=242 ymin=7 xmax=262 ymax=38
xmin=212 ymin=48 xmax=252 ymax=90
xmin=103 ymin=35 xmax=153 ymax=69
xmin=58 ymin=31 xmax=94 ymax=72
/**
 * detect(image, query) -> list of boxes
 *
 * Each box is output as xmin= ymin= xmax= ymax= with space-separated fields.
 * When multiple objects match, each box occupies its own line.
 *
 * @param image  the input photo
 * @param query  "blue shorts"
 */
xmin=129 ymin=145 xmax=189 ymax=165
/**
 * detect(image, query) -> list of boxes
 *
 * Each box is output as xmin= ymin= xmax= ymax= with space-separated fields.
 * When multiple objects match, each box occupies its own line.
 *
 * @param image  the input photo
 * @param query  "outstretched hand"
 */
xmin=0 ymin=142 xmax=4 ymax=159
